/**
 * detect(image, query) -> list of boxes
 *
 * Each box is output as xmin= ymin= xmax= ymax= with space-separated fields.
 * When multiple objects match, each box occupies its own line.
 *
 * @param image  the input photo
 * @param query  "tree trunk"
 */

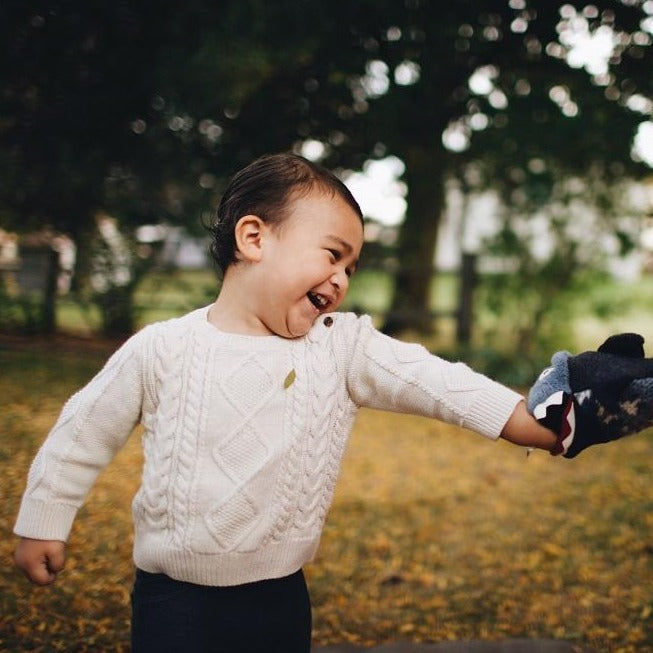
xmin=69 ymin=219 xmax=97 ymax=298
xmin=69 ymin=219 xmax=139 ymax=337
xmin=456 ymin=253 xmax=477 ymax=346
xmin=383 ymin=147 xmax=445 ymax=335
xmin=96 ymin=284 xmax=137 ymax=336
xmin=41 ymin=248 xmax=59 ymax=334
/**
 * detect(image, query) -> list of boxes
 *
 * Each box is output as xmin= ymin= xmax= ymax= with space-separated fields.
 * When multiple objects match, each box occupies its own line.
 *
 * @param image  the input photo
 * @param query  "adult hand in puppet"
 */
xmin=527 ymin=333 xmax=653 ymax=458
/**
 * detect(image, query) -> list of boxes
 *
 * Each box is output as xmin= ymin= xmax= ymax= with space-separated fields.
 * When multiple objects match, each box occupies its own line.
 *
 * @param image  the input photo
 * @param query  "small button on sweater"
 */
xmin=14 ymin=307 xmax=522 ymax=586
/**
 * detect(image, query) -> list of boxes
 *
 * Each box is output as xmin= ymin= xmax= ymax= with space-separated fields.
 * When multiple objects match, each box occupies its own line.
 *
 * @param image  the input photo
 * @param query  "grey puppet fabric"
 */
xmin=527 ymin=333 xmax=653 ymax=458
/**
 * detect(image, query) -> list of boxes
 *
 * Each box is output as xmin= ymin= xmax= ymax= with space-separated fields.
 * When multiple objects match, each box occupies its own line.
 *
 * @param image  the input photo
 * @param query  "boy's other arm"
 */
xmin=500 ymin=400 xmax=557 ymax=451
xmin=14 ymin=537 xmax=66 ymax=586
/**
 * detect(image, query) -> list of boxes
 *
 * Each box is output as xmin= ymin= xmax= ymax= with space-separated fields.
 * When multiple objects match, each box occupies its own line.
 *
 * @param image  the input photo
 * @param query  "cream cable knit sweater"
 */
xmin=15 ymin=307 xmax=522 ymax=586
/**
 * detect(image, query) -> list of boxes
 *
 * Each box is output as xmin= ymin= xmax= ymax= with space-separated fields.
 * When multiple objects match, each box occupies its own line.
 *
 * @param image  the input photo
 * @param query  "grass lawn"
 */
xmin=2 ymin=337 xmax=653 ymax=652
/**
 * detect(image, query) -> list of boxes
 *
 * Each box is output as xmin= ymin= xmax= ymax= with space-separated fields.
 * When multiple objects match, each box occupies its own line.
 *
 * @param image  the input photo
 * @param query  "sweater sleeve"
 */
xmin=346 ymin=316 xmax=523 ymax=440
xmin=13 ymin=327 xmax=151 ymax=542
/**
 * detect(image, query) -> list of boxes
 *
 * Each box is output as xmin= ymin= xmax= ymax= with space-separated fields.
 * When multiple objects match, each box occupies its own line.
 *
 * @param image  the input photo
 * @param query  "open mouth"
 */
xmin=307 ymin=292 xmax=329 ymax=310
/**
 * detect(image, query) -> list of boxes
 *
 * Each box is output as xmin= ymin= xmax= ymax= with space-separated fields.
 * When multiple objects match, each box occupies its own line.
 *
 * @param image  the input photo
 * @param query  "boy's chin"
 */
xmin=284 ymin=325 xmax=312 ymax=339
xmin=283 ymin=316 xmax=320 ymax=339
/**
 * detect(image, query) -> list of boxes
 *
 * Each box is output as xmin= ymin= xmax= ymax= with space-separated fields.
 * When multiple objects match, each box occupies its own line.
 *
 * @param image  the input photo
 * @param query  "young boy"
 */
xmin=14 ymin=153 xmax=562 ymax=652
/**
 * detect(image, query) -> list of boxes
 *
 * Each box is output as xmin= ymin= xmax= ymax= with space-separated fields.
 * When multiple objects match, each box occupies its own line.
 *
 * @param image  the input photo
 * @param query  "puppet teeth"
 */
xmin=558 ymin=400 xmax=576 ymax=455
xmin=533 ymin=390 xmax=565 ymax=420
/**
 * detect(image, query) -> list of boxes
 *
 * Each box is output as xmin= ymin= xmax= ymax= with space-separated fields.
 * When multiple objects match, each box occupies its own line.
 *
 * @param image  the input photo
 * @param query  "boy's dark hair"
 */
xmin=208 ymin=153 xmax=363 ymax=273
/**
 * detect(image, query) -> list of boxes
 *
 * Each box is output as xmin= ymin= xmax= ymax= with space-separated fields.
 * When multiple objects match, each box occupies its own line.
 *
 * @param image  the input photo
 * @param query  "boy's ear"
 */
xmin=234 ymin=215 xmax=266 ymax=263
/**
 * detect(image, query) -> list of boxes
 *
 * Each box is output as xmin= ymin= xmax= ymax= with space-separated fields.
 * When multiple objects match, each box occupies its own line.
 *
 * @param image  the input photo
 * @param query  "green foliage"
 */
xmin=133 ymin=268 xmax=219 ymax=326
xmin=0 ymin=278 xmax=54 ymax=335
xmin=448 ymin=164 xmax=653 ymax=384
xmin=2 ymin=0 xmax=652 ymax=335
xmin=0 ymin=279 xmax=26 ymax=332
xmin=471 ymin=268 xmax=653 ymax=385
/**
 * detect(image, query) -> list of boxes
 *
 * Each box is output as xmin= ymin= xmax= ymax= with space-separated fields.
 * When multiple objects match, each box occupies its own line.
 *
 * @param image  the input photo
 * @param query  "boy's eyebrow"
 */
xmin=326 ymin=234 xmax=354 ymax=253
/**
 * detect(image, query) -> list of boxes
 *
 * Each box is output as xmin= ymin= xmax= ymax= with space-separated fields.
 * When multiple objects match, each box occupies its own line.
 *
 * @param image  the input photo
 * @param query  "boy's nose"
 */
xmin=331 ymin=269 xmax=349 ymax=294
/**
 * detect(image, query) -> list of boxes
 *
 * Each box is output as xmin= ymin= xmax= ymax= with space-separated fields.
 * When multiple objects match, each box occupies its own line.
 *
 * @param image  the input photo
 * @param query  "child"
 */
xmin=13 ymin=152 xmax=587 ymax=653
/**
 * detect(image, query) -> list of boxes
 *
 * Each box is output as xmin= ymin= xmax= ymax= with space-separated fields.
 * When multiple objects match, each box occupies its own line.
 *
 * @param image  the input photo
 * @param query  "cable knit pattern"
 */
xmin=267 ymin=340 xmax=310 ymax=544
xmin=15 ymin=307 xmax=523 ymax=586
xmin=293 ymin=323 xmax=340 ymax=537
xmin=134 ymin=324 xmax=183 ymax=532
xmin=318 ymin=325 xmax=357 ymax=522
xmin=171 ymin=327 xmax=206 ymax=548
xmin=205 ymin=347 xmax=276 ymax=551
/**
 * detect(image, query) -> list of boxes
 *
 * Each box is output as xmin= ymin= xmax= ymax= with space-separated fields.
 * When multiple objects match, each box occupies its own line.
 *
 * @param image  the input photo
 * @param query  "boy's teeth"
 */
xmin=309 ymin=292 xmax=328 ymax=308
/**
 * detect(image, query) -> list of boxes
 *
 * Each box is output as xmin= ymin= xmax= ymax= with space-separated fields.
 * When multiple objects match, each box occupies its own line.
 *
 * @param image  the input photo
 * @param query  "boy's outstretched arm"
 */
xmin=500 ymin=400 xmax=557 ymax=451
xmin=14 ymin=537 xmax=66 ymax=586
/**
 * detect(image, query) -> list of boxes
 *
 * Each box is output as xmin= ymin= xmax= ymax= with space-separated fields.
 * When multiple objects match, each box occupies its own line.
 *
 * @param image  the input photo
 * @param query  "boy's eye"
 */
xmin=327 ymin=248 xmax=356 ymax=277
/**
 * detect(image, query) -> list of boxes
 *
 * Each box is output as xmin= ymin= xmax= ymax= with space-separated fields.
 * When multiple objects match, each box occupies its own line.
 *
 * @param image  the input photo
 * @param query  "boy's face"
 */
xmin=254 ymin=190 xmax=364 ymax=338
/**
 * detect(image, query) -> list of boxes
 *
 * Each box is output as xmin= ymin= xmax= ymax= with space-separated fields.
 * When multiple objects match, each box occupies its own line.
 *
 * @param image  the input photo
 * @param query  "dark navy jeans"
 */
xmin=131 ymin=568 xmax=312 ymax=653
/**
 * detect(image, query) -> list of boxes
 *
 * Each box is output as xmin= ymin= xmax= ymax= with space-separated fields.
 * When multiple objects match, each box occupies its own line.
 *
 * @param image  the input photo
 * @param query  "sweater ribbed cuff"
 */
xmin=465 ymin=385 xmax=524 ymax=440
xmin=13 ymin=498 xmax=77 ymax=542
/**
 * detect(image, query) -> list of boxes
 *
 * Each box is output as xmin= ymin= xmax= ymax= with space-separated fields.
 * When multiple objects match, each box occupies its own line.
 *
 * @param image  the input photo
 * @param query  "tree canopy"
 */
xmin=1 ymin=0 xmax=652 ymax=334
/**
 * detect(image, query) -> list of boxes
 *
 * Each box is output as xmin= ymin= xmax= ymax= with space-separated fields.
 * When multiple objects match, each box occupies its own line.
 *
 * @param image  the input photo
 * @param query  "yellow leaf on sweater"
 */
xmin=284 ymin=369 xmax=296 ymax=389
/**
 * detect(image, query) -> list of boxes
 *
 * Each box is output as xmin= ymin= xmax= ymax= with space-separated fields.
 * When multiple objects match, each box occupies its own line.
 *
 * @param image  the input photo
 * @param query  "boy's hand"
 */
xmin=14 ymin=537 xmax=66 ymax=585
xmin=528 ymin=333 xmax=653 ymax=458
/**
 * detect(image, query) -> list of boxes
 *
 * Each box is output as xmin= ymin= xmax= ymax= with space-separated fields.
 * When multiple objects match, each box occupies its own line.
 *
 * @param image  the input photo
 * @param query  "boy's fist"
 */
xmin=14 ymin=537 xmax=66 ymax=585
xmin=527 ymin=333 xmax=653 ymax=458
